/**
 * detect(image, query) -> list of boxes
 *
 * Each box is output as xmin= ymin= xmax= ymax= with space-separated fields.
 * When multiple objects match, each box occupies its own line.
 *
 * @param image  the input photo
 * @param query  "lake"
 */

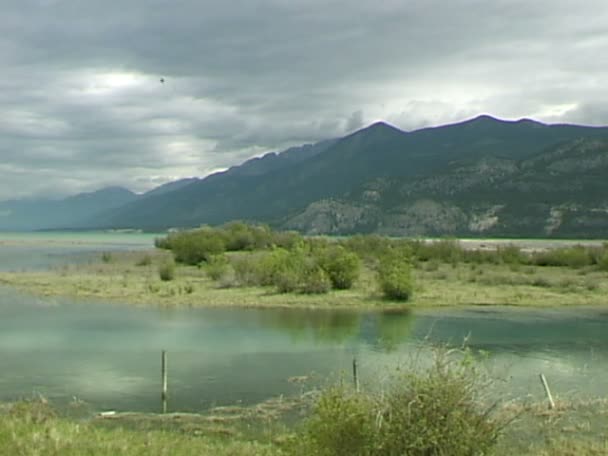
xmin=1 ymin=232 xmax=607 ymax=413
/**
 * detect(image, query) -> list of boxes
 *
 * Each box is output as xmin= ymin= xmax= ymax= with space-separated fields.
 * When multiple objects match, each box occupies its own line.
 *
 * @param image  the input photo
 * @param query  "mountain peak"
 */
xmin=365 ymin=120 xmax=403 ymax=132
xmin=346 ymin=121 xmax=405 ymax=141
xmin=464 ymin=114 xmax=505 ymax=125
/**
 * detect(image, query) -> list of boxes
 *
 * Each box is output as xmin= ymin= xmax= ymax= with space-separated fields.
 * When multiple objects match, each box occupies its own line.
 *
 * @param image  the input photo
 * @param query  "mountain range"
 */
xmin=2 ymin=115 xmax=608 ymax=238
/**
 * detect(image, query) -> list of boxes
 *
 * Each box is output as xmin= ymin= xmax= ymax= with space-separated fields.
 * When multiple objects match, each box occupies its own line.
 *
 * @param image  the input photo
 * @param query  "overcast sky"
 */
xmin=2 ymin=0 xmax=608 ymax=200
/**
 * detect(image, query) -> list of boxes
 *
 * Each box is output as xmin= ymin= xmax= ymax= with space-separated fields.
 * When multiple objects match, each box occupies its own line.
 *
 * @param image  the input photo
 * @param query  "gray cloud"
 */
xmin=2 ymin=0 xmax=608 ymax=200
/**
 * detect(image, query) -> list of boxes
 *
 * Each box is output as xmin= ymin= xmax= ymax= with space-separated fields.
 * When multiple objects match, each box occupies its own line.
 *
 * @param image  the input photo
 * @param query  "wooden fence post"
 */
xmin=161 ymin=350 xmax=168 ymax=413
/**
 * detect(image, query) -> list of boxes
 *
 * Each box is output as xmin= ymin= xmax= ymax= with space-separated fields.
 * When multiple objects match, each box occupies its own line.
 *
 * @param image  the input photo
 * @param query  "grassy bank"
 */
xmin=0 ymin=246 xmax=607 ymax=309
xmin=2 ymin=368 xmax=607 ymax=456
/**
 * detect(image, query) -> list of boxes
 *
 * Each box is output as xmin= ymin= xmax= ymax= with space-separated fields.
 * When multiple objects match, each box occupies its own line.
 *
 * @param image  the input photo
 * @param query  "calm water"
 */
xmin=0 ymin=231 xmax=159 ymax=271
xmin=1 ymin=232 xmax=607 ymax=413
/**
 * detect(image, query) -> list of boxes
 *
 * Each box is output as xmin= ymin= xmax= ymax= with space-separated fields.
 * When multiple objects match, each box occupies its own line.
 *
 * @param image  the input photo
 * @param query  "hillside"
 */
xmin=6 ymin=115 xmax=608 ymax=237
xmin=0 ymin=187 xmax=138 ymax=231
xmin=289 ymin=137 xmax=608 ymax=237
xmin=84 ymin=115 xmax=608 ymax=237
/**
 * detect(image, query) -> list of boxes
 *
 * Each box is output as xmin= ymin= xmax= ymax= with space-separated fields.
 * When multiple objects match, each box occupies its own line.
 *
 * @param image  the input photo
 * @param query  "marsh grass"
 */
xmin=0 ymin=247 xmax=606 ymax=309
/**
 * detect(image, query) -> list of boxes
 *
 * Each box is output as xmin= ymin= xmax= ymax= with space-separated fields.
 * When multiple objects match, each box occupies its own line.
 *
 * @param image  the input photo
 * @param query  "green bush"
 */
xmin=158 ymin=260 xmax=176 ymax=281
xmin=205 ymin=254 xmax=230 ymax=281
xmin=135 ymin=254 xmax=152 ymax=266
xmin=317 ymin=246 xmax=361 ymax=290
xmin=231 ymin=253 xmax=267 ymax=286
xmin=273 ymin=249 xmax=331 ymax=294
xmin=299 ymin=387 xmax=376 ymax=456
xmin=171 ymin=229 xmax=226 ymax=265
xmin=297 ymin=349 xmax=504 ymax=456
xmin=378 ymin=247 xmax=414 ymax=301
xmin=298 ymin=266 xmax=332 ymax=294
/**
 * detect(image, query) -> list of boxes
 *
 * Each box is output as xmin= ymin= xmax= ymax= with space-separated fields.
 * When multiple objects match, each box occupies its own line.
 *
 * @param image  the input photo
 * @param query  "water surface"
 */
xmin=1 ymin=233 xmax=607 ymax=413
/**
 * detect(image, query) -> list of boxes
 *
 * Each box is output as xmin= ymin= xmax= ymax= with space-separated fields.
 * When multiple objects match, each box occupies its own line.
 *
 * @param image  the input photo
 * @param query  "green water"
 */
xmin=1 ymin=232 xmax=607 ymax=413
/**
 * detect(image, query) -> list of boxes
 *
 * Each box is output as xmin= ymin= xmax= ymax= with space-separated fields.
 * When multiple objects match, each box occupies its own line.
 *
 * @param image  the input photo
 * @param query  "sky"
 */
xmin=2 ymin=0 xmax=608 ymax=200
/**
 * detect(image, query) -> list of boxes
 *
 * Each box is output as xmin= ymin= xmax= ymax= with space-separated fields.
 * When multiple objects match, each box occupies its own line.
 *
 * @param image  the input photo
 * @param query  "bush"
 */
xmin=273 ymin=249 xmax=331 ymax=294
xmin=205 ymin=255 xmax=230 ymax=281
xmin=299 ymin=387 xmax=376 ymax=456
xmin=298 ymin=266 xmax=332 ymax=294
xmin=171 ymin=229 xmax=226 ymax=265
xmin=135 ymin=254 xmax=152 ymax=266
xmin=378 ymin=247 xmax=414 ymax=301
xmin=317 ymin=246 xmax=361 ymax=290
xmin=297 ymin=348 xmax=504 ymax=456
xmin=158 ymin=260 xmax=176 ymax=281
xmin=231 ymin=253 xmax=267 ymax=286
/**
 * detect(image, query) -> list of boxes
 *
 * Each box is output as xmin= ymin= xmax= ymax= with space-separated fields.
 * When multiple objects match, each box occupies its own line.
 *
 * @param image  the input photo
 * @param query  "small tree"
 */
xmin=378 ymin=246 xmax=414 ymax=301
xmin=317 ymin=246 xmax=361 ymax=290
xmin=158 ymin=259 xmax=176 ymax=281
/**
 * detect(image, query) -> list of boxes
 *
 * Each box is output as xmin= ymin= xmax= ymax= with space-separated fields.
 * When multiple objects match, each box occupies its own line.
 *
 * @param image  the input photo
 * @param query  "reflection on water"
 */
xmin=1 ymin=234 xmax=608 ymax=413
xmin=2 ymin=287 xmax=608 ymax=413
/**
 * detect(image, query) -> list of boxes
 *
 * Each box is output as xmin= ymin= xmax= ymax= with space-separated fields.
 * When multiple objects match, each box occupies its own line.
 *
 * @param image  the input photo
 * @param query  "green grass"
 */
xmin=3 ymin=384 xmax=608 ymax=455
xmin=0 ymin=409 xmax=281 ymax=455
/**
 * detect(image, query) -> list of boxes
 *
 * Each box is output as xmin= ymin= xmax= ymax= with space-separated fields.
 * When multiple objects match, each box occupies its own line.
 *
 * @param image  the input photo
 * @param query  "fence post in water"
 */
xmin=352 ymin=357 xmax=360 ymax=392
xmin=539 ymin=373 xmax=555 ymax=410
xmin=161 ymin=350 xmax=168 ymax=413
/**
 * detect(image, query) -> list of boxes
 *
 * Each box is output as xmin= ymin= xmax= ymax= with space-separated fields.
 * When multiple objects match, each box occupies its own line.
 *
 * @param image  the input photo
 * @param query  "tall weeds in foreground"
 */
xmin=0 ymin=399 xmax=279 ymax=456
xmin=293 ymin=347 xmax=505 ymax=456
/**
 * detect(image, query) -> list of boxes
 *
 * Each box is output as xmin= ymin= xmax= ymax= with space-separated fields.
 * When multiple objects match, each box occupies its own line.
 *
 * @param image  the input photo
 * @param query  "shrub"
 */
xmin=158 ymin=260 xmax=176 ymax=281
xmin=270 ymin=230 xmax=304 ymax=250
xmin=298 ymin=265 xmax=332 ymax=294
xmin=101 ymin=252 xmax=113 ymax=263
xmin=272 ymin=249 xmax=331 ymax=294
xmin=317 ymin=246 xmax=361 ymax=290
xmin=205 ymin=254 xmax=230 ymax=281
xmin=231 ymin=253 xmax=266 ymax=286
xmin=497 ymin=244 xmax=525 ymax=264
xmin=297 ymin=348 xmax=504 ymax=456
xmin=171 ymin=229 xmax=226 ymax=265
xmin=378 ymin=247 xmax=414 ymax=301
xmin=299 ymin=387 xmax=376 ymax=456
xmin=135 ymin=254 xmax=152 ymax=266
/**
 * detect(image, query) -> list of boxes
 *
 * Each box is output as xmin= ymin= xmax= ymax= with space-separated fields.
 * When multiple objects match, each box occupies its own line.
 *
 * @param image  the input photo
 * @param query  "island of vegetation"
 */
xmin=0 ymin=222 xmax=607 ymax=309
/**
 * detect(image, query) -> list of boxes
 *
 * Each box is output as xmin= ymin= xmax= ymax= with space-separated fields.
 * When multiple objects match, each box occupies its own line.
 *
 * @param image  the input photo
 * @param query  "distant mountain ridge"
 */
xmin=0 ymin=187 xmax=137 ymax=231
xmin=3 ymin=115 xmax=608 ymax=237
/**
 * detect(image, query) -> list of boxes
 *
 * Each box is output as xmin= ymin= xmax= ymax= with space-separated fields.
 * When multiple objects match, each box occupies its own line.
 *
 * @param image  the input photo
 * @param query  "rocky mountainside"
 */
xmin=288 ymin=137 xmax=608 ymax=237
